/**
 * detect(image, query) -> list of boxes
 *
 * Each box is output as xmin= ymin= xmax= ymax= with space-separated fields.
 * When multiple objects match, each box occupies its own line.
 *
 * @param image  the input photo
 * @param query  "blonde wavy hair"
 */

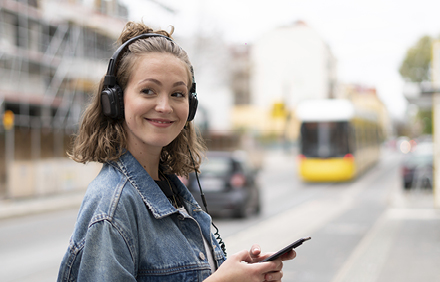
xmin=69 ymin=21 xmax=206 ymax=176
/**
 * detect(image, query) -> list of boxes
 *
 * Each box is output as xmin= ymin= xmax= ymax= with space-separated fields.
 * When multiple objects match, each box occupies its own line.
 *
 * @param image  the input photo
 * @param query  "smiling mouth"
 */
xmin=148 ymin=119 xmax=173 ymax=124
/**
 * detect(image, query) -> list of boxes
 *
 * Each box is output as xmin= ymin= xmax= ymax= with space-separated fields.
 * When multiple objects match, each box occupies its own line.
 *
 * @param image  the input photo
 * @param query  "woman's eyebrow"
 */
xmin=173 ymin=81 xmax=187 ymax=87
xmin=138 ymin=79 xmax=186 ymax=88
xmin=138 ymin=78 xmax=161 ymax=86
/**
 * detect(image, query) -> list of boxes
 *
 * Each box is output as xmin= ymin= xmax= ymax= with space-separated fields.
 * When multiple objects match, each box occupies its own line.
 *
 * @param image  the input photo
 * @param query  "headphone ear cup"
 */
xmin=101 ymin=84 xmax=124 ymax=119
xmin=187 ymin=93 xmax=198 ymax=121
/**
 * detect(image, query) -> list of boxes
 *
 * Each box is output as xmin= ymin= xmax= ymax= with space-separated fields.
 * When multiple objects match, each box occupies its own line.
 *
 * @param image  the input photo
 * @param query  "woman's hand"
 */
xmin=249 ymin=244 xmax=296 ymax=281
xmin=249 ymin=244 xmax=297 ymax=263
xmin=205 ymin=244 xmax=296 ymax=282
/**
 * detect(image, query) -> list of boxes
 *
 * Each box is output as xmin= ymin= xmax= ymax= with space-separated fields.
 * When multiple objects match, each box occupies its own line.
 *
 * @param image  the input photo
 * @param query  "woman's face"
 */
xmin=123 ymin=52 xmax=190 ymax=155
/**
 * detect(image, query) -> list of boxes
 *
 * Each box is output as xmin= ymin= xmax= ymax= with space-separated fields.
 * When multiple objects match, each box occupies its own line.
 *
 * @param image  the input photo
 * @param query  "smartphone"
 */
xmin=261 ymin=236 xmax=311 ymax=262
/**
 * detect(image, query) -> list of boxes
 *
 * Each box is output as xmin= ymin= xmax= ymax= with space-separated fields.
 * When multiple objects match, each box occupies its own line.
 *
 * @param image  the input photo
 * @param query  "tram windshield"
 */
xmin=300 ymin=121 xmax=350 ymax=158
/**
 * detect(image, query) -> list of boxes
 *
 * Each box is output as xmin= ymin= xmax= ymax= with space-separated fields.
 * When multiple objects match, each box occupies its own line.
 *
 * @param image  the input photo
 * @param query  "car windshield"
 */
xmin=201 ymin=157 xmax=230 ymax=176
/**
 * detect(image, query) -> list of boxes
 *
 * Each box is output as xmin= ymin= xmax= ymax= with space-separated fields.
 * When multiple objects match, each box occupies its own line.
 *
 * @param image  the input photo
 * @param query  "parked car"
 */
xmin=400 ymin=142 xmax=433 ymax=189
xmin=187 ymin=151 xmax=261 ymax=218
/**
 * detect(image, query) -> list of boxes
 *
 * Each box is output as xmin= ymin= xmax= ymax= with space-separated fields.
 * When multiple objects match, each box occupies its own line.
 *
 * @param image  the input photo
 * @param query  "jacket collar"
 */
xmin=112 ymin=150 xmax=180 ymax=219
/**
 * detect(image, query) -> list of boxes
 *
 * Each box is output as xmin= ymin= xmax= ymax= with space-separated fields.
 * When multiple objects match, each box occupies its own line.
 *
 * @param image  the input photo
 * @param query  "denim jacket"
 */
xmin=57 ymin=151 xmax=226 ymax=282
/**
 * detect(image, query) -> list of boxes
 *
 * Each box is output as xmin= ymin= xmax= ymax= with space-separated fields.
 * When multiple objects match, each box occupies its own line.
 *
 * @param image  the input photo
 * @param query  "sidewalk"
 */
xmin=333 ymin=186 xmax=440 ymax=282
xmin=0 ymin=189 xmax=86 ymax=220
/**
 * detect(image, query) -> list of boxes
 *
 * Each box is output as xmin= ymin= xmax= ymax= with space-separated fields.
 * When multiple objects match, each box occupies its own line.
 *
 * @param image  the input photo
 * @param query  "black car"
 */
xmin=187 ymin=151 xmax=261 ymax=218
xmin=400 ymin=142 xmax=433 ymax=189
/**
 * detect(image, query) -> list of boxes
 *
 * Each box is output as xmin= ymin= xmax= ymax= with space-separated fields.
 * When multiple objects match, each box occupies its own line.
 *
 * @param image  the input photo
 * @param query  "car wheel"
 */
xmin=254 ymin=195 xmax=261 ymax=215
xmin=234 ymin=207 xmax=246 ymax=218
xmin=234 ymin=203 xmax=253 ymax=218
xmin=255 ymin=201 xmax=261 ymax=215
xmin=422 ymin=178 xmax=432 ymax=189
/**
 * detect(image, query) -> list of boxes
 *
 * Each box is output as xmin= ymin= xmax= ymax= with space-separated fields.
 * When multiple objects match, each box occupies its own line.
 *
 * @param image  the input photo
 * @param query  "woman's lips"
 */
xmin=147 ymin=118 xmax=174 ymax=127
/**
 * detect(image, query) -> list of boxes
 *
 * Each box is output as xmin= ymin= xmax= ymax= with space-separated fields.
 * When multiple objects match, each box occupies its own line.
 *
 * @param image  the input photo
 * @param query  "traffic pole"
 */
xmin=3 ymin=110 xmax=15 ymax=197
xmin=432 ymin=41 xmax=440 ymax=208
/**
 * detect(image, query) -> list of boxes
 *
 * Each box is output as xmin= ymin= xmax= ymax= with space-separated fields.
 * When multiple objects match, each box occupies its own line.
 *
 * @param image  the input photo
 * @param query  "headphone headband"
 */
xmin=103 ymin=33 xmax=173 ymax=87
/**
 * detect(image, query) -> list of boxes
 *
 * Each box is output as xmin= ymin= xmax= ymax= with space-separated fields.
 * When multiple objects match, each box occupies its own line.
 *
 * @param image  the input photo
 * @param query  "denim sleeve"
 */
xmin=76 ymin=219 xmax=137 ymax=281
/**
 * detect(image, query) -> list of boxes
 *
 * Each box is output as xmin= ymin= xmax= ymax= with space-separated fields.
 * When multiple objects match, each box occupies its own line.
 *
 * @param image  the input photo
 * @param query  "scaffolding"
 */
xmin=0 ymin=0 xmax=128 ymax=196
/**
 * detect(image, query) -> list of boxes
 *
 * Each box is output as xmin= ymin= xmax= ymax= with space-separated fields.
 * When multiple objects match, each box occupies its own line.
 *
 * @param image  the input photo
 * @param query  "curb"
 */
xmin=0 ymin=190 xmax=86 ymax=220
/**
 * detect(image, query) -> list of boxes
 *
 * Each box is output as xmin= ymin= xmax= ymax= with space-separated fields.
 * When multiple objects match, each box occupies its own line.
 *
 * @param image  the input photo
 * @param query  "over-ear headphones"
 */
xmin=101 ymin=33 xmax=198 ymax=121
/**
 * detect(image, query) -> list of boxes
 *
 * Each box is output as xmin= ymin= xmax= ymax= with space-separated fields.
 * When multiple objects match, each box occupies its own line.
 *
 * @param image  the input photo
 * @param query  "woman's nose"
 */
xmin=155 ymin=96 xmax=173 ymax=114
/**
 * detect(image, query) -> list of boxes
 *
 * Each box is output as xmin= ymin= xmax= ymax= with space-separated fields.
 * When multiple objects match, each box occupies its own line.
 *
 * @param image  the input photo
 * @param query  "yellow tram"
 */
xmin=295 ymin=99 xmax=381 ymax=182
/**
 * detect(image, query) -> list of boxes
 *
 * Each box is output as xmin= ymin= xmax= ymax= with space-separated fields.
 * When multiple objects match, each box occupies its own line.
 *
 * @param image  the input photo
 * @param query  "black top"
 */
xmin=155 ymin=178 xmax=183 ymax=208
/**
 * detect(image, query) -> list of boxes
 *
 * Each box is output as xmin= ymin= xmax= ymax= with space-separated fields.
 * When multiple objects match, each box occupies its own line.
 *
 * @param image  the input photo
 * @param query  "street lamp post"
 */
xmin=3 ymin=110 xmax=15 ymax=197
xmin=431 ymin=40 xmax=440 ymax=208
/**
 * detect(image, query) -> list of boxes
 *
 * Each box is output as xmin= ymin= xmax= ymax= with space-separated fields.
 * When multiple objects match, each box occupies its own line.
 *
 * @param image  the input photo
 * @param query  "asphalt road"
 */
xmin=0 ymin=148 xmax=438 ymax=282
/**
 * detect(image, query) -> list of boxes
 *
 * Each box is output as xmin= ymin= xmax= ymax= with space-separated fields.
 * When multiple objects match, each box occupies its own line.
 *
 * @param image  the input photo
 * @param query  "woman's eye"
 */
xmin=141 ymin=88 xmax=155 ymax=95
xmin=172 ymin=92 xmax=185 ymax=98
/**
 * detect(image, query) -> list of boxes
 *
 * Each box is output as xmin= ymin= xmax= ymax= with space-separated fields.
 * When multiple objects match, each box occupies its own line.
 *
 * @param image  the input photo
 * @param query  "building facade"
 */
xmin=250 ymin=21 xmax=337 ymax=109
xmin=0 ymin=0 xmax=127 ymax=196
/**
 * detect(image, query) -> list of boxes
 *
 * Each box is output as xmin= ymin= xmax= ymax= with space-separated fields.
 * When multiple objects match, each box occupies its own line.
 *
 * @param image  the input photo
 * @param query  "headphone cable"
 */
xmin=188 ymin=146 xmax=227 ymax=257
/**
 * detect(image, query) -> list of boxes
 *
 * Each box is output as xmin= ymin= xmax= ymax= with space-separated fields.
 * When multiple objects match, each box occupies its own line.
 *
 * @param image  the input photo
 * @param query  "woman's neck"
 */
xmin=129 ymin=148 xmax=161 ymax=180
xmin=141 ymin=160 xmax=161 ymax=180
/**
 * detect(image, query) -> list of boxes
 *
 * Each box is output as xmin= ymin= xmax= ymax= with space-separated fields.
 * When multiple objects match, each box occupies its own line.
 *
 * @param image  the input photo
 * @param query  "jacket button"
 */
xmin=178 ymin=215 xmax=185 ymax=220
xmin=199 ymin=252 xmax=206 ymax=261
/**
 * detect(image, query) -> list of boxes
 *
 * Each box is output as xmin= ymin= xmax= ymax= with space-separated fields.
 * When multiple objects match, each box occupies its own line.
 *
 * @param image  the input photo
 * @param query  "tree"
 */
xmin=399 ymin=35 xmax=433 ymax=83
xmin=418 ymin=109 xmax=432 ymax=134
xmin=399 ymin=35 xmax=437 ymax=136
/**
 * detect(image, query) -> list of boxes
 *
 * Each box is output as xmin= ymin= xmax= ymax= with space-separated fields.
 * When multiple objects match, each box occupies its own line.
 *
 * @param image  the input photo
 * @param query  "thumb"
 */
xmin=249 ymin=244 xmax=262 ymax=261
xmin=233 ymin=249 xmax=253 ymax=263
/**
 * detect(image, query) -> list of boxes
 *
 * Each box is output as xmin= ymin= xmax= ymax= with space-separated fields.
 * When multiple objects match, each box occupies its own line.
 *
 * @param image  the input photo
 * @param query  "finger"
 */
xmin=248 ymin=244 xmax=262 ymax=263
xmin=280 ymin=249 xmax=296 ymax=261
xmin=250 ymin=244 xmax=261 ymax=258
xmin=264 ymin=270 xmax=283 ymax=281
xmin=232 ymin=249 xmax=253 ymax=263
xmin=259 ymin=260 xmax=283 ymax=273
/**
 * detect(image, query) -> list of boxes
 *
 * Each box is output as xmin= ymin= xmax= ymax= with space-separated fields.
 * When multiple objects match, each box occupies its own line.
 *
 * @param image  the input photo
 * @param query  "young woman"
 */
xmin=57 ymin=21 xmax=295 ymax=282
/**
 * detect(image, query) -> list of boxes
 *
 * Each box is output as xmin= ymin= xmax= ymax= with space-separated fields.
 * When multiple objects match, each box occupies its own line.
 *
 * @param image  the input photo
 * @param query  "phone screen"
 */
xmin=261 ymin=237 xmax=311 ymax=262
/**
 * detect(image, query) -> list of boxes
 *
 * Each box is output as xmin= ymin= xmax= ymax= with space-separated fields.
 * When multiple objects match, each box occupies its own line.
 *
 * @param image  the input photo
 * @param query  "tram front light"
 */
xmin=343 ymin=154 xmax=354 ymax=161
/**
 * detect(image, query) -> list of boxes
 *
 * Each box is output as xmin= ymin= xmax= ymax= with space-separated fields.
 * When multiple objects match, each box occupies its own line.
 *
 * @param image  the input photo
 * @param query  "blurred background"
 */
xmin=0 ymin=0 xmax=439 ymax=281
